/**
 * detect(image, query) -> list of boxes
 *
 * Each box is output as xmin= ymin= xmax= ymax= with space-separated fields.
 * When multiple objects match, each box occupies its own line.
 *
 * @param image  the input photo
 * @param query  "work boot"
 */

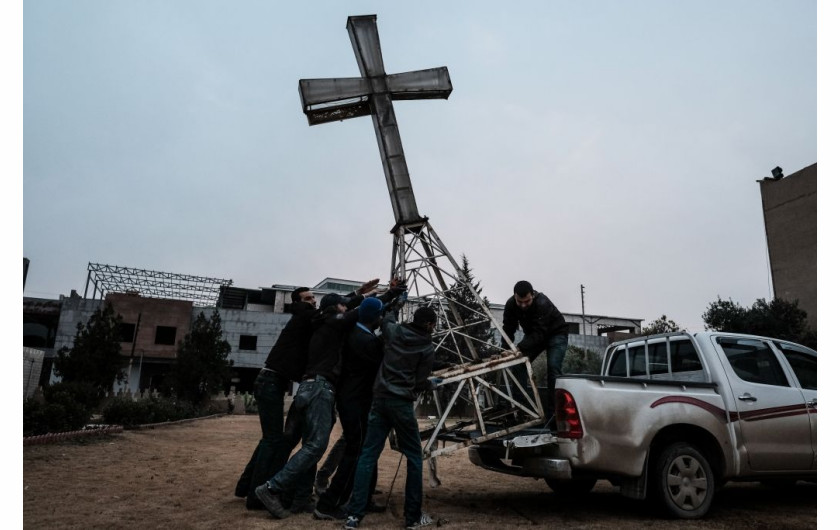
xmin=254 ymin=483 xmax=292 ymax=519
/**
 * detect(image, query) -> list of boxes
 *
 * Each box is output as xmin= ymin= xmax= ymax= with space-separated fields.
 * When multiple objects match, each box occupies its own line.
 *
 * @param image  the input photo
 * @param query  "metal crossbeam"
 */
xmin=299 ymin=15 xmax=452 ymax=224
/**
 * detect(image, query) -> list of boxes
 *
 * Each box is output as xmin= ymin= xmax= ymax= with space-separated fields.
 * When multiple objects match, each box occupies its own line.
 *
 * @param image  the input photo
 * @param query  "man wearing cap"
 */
xmin=256 ymin=283 xmax=403 ymax=519
xmin=236 ymin=280 xmax=378 ymax=510
xmin=343 ymin=304 xmax=438 ymax=530
xmin=502 ymin=280 xmax=569 ymax=415
xmin=314 ymin=296 xmax=388 ymax=520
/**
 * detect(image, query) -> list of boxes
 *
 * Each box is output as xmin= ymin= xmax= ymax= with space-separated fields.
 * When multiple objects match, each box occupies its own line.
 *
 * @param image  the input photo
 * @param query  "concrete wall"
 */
xmin=107 ymin=293 xmax=193 ymax=360
xmin=759 ymin=163 xmax=817 ymax=330
xmin=211 ymin=307 xmax=291 ymax=369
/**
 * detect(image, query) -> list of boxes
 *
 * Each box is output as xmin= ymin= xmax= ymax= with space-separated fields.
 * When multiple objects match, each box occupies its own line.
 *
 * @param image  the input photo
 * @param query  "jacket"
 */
xmin=502 ymin=291 xmax=568 ymax=357
xmin=264 ymin=301 xmax=317 ymax=381
xmin=372 ymin=311 xmax=435 ymax=402
xmin=337 ymin=323 xmax=384 ymax=405
xmin=303 ymin=294 xmax=364 ymax=386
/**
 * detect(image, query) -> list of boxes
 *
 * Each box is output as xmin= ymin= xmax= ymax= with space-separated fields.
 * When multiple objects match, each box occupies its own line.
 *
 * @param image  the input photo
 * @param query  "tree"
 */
xmin=440 ymin=255 xmax=496 ymax=364
xmin=641 ymin=315 xmax=684 ymax=335
xmin=165 ymin=310 xmax=232 ymax=404
xmin=53 ymin=302 xmax=125 ymax=397
xmin=702 ymin=297 xmax=815 ymax=349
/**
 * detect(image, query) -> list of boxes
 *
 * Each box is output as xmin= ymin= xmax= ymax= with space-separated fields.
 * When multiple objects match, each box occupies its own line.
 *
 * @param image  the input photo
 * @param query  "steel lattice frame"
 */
xmin=84 ymin=263 xmax=233 ymax=307
xmin=391 ymin=220 xmax=545 ymax=459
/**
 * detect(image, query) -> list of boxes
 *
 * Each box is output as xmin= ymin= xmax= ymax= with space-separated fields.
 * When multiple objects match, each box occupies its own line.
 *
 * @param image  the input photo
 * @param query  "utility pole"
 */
xmin=581 ymin=284 xmax=586 ymax=336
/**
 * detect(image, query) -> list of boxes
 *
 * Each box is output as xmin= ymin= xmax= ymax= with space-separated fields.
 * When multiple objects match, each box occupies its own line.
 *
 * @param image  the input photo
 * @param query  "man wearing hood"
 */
xmin=343 ymin=305 xmax=438 ymax=530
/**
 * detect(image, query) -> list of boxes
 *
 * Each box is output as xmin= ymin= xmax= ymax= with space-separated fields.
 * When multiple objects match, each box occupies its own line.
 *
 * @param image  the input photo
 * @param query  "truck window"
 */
xmin=670 ymin=340 xmax=702 ymax=373
xmin=629 ymin=345 xmax=647 ymax=376
xmin=608 ymin=346 xmax=627 ymax=376
xmin=774 ymin=342 xmax=817 ymax=390
xmin=717 ymin=338 xmax=790 ymax=387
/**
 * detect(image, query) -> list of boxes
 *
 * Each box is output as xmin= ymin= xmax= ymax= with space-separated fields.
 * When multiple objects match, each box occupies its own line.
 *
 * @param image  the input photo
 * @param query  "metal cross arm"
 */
xmin=298 ymin=15 xmax=452 ymax=225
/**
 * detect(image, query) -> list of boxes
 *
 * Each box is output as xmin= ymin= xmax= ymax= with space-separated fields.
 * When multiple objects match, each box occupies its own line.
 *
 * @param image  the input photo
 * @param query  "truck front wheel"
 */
xmin=544 ymin=478 xmax=597 ymax=497
xmin=653 ymin=442 xmax=715 ymax=519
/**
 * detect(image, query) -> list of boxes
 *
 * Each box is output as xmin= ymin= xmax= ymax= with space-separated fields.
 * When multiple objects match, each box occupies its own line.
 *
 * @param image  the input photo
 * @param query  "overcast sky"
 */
xmin=21 ymin=0 xmax=818 ymax=332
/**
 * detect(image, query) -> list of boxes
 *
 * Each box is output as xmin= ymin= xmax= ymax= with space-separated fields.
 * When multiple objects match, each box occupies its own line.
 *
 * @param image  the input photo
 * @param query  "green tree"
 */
xmin=440 ymin=255 xmax=496 ymax=363
xmin=53 ymin=302 xmax=125 ymax=397
xmin=641 ymin=315 xmax=684 ymax=335
xmin=702 ymin=297 xmax=815 ymax=349
xmin=165 ymin=310 xmax=232 ymax=404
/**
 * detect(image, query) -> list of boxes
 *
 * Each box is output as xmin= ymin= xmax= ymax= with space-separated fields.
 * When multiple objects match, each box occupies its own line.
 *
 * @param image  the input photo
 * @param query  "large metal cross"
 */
xmin=298 ymin=15 xmax=452 ymax=225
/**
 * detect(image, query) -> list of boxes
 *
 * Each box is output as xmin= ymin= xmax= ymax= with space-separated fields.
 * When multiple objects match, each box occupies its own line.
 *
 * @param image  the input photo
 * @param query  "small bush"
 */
xmin=101 ymin=396 xmax=204 ymax=428
xmin=563 ymin=345 xmax=603 ymax=375
xmin=44 ymin=381 xmax=101 ymax=410
xmin=24 ymin=394 xmax=91 ymax=437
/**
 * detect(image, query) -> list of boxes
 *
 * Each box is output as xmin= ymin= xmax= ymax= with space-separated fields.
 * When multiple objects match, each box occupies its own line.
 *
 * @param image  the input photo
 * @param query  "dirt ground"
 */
xmin=23 ymin=414 xmax=817 ymax=529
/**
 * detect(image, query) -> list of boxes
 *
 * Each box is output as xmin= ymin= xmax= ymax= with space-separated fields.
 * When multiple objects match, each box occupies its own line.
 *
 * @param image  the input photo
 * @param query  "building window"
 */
xmin=155 ymin=326 xmax=177 ymax=345
xmin=119 ymin=323 xmax=137 ymax=343
xmin=239 ymin=335 xmax=258 ymax=351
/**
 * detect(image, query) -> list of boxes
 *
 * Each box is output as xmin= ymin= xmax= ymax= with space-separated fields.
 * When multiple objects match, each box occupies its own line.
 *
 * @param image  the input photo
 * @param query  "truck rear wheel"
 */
xmin=653 ymin=442 xmax=715 ymax=519
xmin=544 ymin=478 xmax=597 ymax=497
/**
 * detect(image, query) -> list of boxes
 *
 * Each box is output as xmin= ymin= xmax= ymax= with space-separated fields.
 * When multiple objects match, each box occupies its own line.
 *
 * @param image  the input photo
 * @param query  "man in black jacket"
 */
xmin=256 ymin=284 xmax=402 ymax=519
xmin=236 ymin=280 xmax=377 ymax=510
xmin=343 ymin=305 xmax=438 ymax=530
xmin=314 ymin=296 xmax=386 ymax=520
xmin=502 ymin=280 xmax=569 ymax=414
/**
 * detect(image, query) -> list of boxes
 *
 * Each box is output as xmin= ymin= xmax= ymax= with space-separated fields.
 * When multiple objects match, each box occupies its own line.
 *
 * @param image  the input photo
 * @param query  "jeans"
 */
xmin=267 ymin=377 xmax=336 ymax=494
xmin=512 ymin=334 xmax=569 ymax=420
xmin=235 ymin=369 xmax=293 ymax=507
xmin=345 ymin=398 xmax=423 ymax=526
xmin=317 ymin=397 xmax=377 ymax=510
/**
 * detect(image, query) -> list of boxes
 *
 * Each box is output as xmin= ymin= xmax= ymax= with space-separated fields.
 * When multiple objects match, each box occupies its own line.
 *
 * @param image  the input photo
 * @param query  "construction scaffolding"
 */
xmin=83 ymin=263 xmax=233 ymax=307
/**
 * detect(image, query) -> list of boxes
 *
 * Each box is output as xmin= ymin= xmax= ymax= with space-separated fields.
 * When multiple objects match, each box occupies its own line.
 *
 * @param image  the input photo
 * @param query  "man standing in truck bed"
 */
xmin=502 ymin=280 xmax=569 ymax=416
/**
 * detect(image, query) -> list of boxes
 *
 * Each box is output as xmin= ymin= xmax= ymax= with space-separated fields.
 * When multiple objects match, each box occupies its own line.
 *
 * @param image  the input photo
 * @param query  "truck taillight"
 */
xmin=555 ymin=389 xmax=583 ymax=439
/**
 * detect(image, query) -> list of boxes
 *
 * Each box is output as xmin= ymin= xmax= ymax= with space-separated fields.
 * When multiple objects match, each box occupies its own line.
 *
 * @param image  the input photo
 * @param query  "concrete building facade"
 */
xmin=758 ymin=163 xmax=817 ymax=330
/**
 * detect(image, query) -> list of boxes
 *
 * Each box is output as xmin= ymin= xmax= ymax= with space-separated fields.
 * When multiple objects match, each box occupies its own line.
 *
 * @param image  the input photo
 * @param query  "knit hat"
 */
xmin=358 ymin=297 xmax=384 ymax=324
xmin=320 ymin=293 xmax=351 ymax=310
xmin=412 ymin=306 xmax=437 ymax=326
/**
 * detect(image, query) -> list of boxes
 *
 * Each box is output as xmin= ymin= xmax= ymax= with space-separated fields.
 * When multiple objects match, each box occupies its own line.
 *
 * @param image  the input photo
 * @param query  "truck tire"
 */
xmin=653 ymin=442 xmax=715 ymax=519
xmin=544 ymin=478 xmax=597 ymax=497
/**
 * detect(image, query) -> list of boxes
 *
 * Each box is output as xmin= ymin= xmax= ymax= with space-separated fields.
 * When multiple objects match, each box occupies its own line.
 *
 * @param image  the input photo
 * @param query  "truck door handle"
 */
xmin=807 ymin=399 xmax=817 ymax=407
xmin=738 ymin=393 xmax=757 ymax=402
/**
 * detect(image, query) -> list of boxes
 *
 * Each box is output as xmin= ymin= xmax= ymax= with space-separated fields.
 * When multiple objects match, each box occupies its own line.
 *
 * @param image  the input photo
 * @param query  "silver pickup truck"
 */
xmin=467 ymin=331 xmax=817 ymax=518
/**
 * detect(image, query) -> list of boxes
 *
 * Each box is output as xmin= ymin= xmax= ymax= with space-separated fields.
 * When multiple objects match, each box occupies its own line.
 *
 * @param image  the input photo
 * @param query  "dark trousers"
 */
xmin=236 ymin=369 xmax=294 ymax=508
xmin=345 ymin=398 xmax=423 ymax=526
xmin=512 ymin=334 xmax=569 ymax=420
xmin=317 ymin=396 xmax=377 ymax=510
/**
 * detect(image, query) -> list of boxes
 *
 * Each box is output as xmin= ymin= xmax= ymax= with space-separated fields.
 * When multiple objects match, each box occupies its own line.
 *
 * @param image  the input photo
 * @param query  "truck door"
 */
xmin=715 ymin=337 xmax=812 ymax=471
xmin=773 ymin=341 xmax=817 ymax=469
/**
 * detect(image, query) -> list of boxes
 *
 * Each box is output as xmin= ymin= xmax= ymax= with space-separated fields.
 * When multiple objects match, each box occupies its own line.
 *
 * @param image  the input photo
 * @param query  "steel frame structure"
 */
xmin=391 ymin=220 xmax=545 ymax=459
xmin=84 ymin=263 xmax=233 ymax=307
xmin=299 ymin=15 xmax=545 ymax=463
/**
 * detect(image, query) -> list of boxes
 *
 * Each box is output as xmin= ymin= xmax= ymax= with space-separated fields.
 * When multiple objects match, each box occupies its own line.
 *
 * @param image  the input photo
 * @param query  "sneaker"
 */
xmin=254 ymin=483 xmax=292 ymax=519
xmin=343 ymin=515 xmax=361 ymax=529
xmin=314 ymin=504 xmax=346 ymax=520
xmin=406 ymin=512 xmax=435 ymax=529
